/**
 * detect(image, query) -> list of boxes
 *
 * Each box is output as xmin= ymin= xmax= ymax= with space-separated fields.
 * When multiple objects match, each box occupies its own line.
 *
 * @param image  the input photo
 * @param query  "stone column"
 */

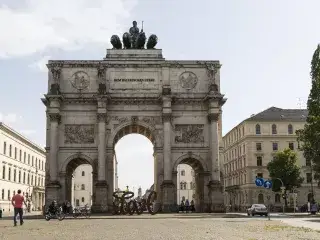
xmin=48 ymin=113 xmax=60 ymax=182
xmin=45 ymin=113 xmax=61 ymax=206
xmin=92 ymin=111 xmax=108 ymax=213
xmin=97 ymin=113 xmax=106 ymax=181
xmin=161 ymin=95 xmax=175 ymax=212
xmin=207 ymin=111 xmax=225 ymax=213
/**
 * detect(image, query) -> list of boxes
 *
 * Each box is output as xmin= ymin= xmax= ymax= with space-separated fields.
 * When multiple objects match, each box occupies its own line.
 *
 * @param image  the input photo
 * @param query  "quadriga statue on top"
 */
xmin=110 ymin=21 xmax=158 ymax=50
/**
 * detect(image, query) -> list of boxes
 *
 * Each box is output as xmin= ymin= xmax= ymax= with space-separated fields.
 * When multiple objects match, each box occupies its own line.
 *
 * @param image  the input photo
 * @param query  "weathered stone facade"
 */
xmin=42 ymin=48 xmax=226 ymax=213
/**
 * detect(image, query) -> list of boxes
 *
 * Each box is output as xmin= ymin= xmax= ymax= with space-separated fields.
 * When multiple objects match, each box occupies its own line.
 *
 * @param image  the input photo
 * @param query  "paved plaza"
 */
xmin=1 ymin=214 xmax=320 ymax=240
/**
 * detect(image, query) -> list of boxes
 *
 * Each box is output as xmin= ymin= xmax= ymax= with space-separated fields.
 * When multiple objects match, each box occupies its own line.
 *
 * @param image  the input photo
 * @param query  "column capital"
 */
xmin=48 ymin=113 xmax=61 ymax=123
xmin=207 ymin=113 xmax=219 ymax=122
xmin=97 ymin=113 xmax=107 ymax=122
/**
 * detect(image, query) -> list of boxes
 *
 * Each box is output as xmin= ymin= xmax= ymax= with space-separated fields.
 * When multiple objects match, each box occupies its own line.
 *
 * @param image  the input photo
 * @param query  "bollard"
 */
xmin=0 ymin=209 xmax=2 ymax=218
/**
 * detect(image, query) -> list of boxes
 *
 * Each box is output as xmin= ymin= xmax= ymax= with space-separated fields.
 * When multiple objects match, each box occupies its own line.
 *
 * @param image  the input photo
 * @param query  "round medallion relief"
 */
xmin=179 ymin=71 xmax=198 ymax=90
xmin=70 ymin=71 xmax=90 ymax=91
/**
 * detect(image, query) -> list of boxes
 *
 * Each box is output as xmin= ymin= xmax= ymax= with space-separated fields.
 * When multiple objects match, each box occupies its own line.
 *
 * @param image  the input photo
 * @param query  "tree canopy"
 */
xmin=297 ymin=44 xmax=320 ymax=182
xmin=267 ymin=148 xmax=304 ymax=192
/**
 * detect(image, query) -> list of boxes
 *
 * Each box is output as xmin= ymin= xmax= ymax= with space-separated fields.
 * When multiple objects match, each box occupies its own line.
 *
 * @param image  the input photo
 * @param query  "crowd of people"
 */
xmin=179 ymin=199 xmax=195 ymax=213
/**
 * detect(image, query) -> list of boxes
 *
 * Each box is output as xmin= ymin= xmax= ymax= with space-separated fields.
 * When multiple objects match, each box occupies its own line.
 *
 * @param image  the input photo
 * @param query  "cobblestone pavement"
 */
xmin=1 ymin=215 xmax=320 ymax=240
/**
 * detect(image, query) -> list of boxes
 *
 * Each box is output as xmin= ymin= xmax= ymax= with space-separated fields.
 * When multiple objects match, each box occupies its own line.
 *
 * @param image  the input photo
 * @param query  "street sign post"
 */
xmin=255 ymin=178 xmax=264 ymax=187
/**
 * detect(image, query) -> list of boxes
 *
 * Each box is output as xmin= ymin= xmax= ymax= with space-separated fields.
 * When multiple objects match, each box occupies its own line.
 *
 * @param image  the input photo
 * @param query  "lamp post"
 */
xmin=272 ymin=178 xmax=285 ymax=214
xmin=310 ymin=163 xmax=314 ymax=202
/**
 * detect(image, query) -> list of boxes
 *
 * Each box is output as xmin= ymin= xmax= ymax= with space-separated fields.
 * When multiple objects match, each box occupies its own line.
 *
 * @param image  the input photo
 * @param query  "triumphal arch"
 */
xmin=42 ymin=21 xmax=226 ymax=213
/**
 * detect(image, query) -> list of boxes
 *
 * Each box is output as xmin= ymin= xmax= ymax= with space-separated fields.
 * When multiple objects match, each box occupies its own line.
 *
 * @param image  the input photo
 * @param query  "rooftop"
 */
xmin=245 ymin=107 xmax=308 ymax=122
xmin=0 ymin=122 xmax=45 ymax=155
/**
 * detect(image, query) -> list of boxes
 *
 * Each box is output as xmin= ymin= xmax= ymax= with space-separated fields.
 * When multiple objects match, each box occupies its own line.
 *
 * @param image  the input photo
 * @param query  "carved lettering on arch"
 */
xmin=174 ymin=124 xmax=204 ymax=143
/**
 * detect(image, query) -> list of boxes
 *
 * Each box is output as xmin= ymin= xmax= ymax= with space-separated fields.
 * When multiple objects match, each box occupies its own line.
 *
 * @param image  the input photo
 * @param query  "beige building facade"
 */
xmin=43 ymin=23 xmax=226 ymax=213
xmin=0 ymin=122 xmax=46 ymax=213
xmin=176 ymin=164 xmax=196 ymax=203
xmin=223 ymin=107 xmax=317 ymax=210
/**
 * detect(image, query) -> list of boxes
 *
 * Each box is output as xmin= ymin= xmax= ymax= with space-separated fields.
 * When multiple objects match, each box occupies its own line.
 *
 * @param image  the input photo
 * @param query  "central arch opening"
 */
xmin=113 ymin=124 xmax=155 ymax=199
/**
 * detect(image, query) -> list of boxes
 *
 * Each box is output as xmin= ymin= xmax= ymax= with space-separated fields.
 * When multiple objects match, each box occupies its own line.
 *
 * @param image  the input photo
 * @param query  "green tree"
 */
xmin=297 ymin=44 xmax=320 ymax=184
xmin=267 ymin=149 xmax=304 ymax=205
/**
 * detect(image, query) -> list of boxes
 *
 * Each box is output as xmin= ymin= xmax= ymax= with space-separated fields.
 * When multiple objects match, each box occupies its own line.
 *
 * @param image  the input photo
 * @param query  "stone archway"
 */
xmin=172 ymin=154 xmax=208 ymax=212
xmin=105 ymin=121 xmax=159 ymax=208
xmin=43 ymin=33 xmax=226 ymax=212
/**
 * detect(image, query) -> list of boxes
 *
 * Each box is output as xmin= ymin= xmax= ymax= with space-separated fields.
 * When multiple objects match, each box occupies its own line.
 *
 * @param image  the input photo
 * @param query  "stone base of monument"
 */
xmin=91 ymin=181 xmax=109 ymax=213
xmin=45 ymin=181 xmax=61 ymax=205
xmin=207 ymin=180 xmax=225 ymax=213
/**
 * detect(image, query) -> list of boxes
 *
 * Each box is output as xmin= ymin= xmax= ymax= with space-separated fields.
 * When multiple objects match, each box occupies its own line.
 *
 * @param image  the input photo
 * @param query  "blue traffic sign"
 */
xmin=264 ymin=180 xmax=272 ymax=189
xmin=255 ymin=178 xmax=264 ymax=187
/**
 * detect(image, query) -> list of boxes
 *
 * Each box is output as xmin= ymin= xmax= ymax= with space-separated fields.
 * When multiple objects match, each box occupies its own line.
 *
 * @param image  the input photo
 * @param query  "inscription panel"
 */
xmin=174 ymin=124 xmax=204 ymax=143
xmin=64 ymin=124 xmax=95 ymax=144
xmin=109 ymin=70 xmax=160 ymax=90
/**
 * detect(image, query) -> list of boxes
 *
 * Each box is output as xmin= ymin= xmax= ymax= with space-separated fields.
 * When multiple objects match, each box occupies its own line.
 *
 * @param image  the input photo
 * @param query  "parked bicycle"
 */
xmin=73 ymin=206 xmax=91 ymax=218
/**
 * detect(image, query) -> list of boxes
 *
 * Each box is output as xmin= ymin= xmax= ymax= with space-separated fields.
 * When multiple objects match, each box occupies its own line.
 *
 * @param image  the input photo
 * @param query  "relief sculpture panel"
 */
xmin=65 ymin=124 xmax=95 ymax=144
xmin=174 ymin=124 xmax=204 ymax=143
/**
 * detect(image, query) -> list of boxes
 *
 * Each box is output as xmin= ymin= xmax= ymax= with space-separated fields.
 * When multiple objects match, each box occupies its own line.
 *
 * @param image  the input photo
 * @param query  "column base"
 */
xmin=207 ymin=180 xmax=225 ymax=213
xmin=45 ymin=181 xmax=61 ymax=206
xmin=161 ymin=180 xmax=176 ymax=213
xmin=91 ymin=181 xmax=109 ymax=213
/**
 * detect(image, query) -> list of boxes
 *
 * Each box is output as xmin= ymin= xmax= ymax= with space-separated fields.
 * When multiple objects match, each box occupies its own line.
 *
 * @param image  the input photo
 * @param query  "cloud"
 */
xmin=28 ymin=55 xmax=51 ymax=72
xmin=0 ymin=113 xmax=19 ymax=124
xmin=0 ymin=0 xmax=137 ymax=58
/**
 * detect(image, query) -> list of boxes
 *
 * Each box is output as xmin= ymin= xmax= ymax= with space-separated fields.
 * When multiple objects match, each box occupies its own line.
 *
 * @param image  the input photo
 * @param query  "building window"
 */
xmin=272 ymin=142 xmax=278 ymax=151
xmin=9 ymin=144 xmax=12 ymax=157
xmin=306 ymin=159 xmax=311 ymax=166
xmin=2 ymin=166 xmax=5 ymax=179
xmin=275 ymin=194 xmax=281 ymax=203
xmin=81 ymin=184 xmax=85 ymax=190
xmin=308 ymin=193 xmax=313 ymax=202
xmin=289 ymin=142 xmax=294 ymax=150
xmin=76 ymin=199 xmax=80 ymax=206
xmin=257 ymin=173 xmax=263 ymax=178
xmin=14 ymin=147 xmax=17 ymax=159
xmin=288 ymin=124 xmax=293 ymax=134
xmin=8 ymin=190 xmax=11 ymax=200
xmin=13 ymin=169 xmax=16 ymax=182
xmin=41 ymin=161 xmax=44 ymax=170
xmin=31 ymin=175 xmax=34 ymax=185
xmin=271 ymin=124 xmax=277 ymax=134
xmin=23 ymin=172 xmax=26 ymax=183
xmin=256 ymin=143 xmax=262 ymax=151
xmin=181 ymin=170 xmax=185 ymax=176
xmin=258 ymin=193 xmax=264 ymax=204
xmin=27 ymin=173 xmax=30 ymax=184
xmin=3 ymin=141 xmax=6 ymax=154
xmin=190 ymin=182 xmax=193 ymax=189
xmin=1 ymin=189 xmax=4 ymax=199
xmin=13 ymin=190 xmax=15 ymax=196
xmin=256 ymin=156 xmax=262 ymax=166
xmin=24 ymin=152 xmax=26 ymax=163
xmin=19 ymin=150 xmax=22 ymax=161
xmin=18 ymin=171 xmax=21 ymax=183
xmin=82 ymin=171 xmax=85 ymax=176
xmin=183 ymin=182 xmax=187 ymax=189
xmin=8 ymin=167 xmax=11 ymax=181
xmin=306 ymin=173 xmax=312 ymax=183
xmin=255 ymin=124 xmax=261 ymax=134
xmin=81 ymin=197 xmax=85 ymax=203
xmin=32 ymin=156 xmax=34 ymax=166
xmin=28 ymin=154 xmax=30 ymax=164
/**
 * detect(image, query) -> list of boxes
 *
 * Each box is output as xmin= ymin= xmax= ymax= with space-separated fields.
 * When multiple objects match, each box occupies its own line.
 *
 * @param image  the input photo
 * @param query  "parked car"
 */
xmin=247 ymin=204 xmax=268 ymax=216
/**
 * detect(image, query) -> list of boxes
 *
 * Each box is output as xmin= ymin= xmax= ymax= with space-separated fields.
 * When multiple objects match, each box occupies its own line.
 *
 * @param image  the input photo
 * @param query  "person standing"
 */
xmin=11 ymin=189 xmax=26 ymax=226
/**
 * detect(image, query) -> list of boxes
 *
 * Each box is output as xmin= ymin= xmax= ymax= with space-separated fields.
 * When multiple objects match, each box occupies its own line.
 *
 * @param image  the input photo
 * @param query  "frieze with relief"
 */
xmin=108 ymin=116 xmax=161 ymax=128
xmin=70 ymin=71 xmax=90 ymax=91
xmin=174 ymin=124 xmax=204 ymax=143
xmin=179 ymin=71 xmax=198 ymax=90
xmin=65 ymin=124 xmax=95 ymax=144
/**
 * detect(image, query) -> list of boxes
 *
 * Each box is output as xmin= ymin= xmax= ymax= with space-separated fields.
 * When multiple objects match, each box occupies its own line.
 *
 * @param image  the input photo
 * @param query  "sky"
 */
xmin=0 ymin=0 xmax=320 ymax=193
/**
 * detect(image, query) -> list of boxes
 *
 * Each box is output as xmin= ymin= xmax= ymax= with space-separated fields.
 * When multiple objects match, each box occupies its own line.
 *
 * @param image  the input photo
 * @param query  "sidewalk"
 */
xmin=280 ymin=218 xmax=320 ymax=231
xmin=0 ymin=211 xmax=42 ymax=220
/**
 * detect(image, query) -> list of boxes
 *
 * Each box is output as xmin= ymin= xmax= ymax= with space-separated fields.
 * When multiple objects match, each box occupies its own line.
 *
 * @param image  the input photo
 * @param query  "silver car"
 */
xmin=247 ymin=204 xmax=268 ymax=216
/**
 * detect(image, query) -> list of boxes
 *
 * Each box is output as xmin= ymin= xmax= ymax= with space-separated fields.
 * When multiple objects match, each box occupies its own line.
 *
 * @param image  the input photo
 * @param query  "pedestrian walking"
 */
xmin=11 ymin=189 xmax=27 ymax=226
